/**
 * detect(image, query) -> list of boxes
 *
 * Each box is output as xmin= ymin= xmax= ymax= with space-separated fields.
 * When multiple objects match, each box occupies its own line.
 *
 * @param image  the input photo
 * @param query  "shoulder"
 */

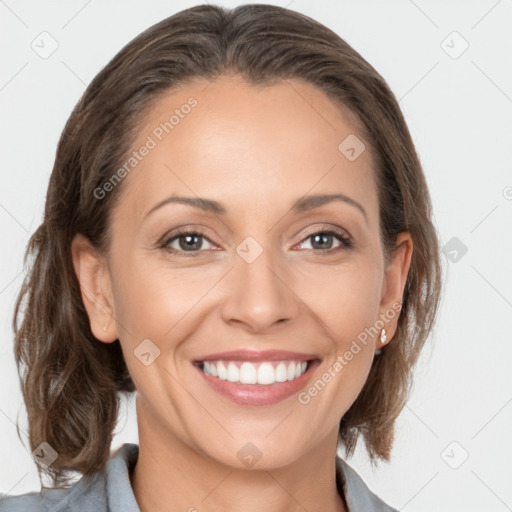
xmin=0 ymin=443 xmax=139 ymax=512
xmin=0 ymin=484 xmax=81 ymax=511
xmin=0 ymin=473 xmax=105 ymax=512
xmin=0 ymin=491 xmax=44 ymax=511
xmin=336 ymin=456 xmax=399 ymax=512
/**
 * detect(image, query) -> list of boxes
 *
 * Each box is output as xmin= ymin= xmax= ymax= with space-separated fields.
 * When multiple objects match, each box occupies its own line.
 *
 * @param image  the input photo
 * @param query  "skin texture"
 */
xmin=72 ymin=74 xmax=413 ymax=512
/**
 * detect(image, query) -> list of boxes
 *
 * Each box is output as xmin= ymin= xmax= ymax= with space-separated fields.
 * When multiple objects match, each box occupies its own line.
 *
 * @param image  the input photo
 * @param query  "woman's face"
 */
xmin=73 ymin=74 xmax=412 ymax=469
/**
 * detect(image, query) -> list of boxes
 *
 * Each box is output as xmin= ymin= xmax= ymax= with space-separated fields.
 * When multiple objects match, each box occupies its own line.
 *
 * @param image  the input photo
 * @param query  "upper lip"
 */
xmin=193 ymin=349 xmax=320 ymax=363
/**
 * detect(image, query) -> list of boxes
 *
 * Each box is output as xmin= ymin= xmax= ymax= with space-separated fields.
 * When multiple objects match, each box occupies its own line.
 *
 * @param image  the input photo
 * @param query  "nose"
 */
xmin=220 ymin=242 xmax=300 ymax=333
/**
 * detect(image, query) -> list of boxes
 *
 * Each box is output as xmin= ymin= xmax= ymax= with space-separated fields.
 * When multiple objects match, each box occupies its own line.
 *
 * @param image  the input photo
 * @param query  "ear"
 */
xmin=378 ymin=231 xmax=413 ymax=344
xmin=71 ymin=234 xmax=118 ymax=343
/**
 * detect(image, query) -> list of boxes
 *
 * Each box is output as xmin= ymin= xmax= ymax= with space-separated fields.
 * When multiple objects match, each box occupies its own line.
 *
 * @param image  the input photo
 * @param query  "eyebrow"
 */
xmin=144 ymin=193 xmax=368 ymax=223
xmin=292 ymin=194 xmax=368 ymax=224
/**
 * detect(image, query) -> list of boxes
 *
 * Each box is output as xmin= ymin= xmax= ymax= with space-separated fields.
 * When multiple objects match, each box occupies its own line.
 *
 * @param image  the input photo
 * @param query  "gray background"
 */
xmin=1 ymin=1 xmax=511 ymax=510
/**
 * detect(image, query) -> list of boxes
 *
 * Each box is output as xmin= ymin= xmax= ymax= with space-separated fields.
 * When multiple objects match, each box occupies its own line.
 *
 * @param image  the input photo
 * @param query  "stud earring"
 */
xmin=103 ymin=316 xmax=112 ymax=332
xmin=380 ymin=328 xmax=387 ymax=345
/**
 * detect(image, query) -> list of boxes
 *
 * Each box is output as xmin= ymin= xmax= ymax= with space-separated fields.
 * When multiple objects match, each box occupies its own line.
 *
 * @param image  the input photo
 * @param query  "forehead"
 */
xmin=114 ymin=74 xmax=378 ymax=224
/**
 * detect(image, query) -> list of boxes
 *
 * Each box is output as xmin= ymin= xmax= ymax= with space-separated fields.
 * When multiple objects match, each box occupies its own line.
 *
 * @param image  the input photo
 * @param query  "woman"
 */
xmin=3 ymin=4 xmax=442 ymax=511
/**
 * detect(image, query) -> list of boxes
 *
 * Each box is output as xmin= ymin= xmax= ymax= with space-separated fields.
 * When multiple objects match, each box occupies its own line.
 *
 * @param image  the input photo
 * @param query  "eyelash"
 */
xmin=159 ymin=226 xmax=353 ymax=257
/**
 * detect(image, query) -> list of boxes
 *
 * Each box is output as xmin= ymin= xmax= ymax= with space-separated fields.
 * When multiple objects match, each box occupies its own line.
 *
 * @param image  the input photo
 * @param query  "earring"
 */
xmin=380 ymin=328 xmax=387 ymax=345
xmin=103 ymin=316 xmax=112 ymax=332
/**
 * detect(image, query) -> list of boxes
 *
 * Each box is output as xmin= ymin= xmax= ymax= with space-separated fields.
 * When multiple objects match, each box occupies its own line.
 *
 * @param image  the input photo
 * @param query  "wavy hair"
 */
xmin=12 ymin=3 xmax=443 ymax=488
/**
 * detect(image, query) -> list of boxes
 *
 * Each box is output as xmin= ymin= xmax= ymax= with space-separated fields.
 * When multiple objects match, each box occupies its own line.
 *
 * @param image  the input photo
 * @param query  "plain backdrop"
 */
xmin=1 ymin=1 xmax=511 ymax=511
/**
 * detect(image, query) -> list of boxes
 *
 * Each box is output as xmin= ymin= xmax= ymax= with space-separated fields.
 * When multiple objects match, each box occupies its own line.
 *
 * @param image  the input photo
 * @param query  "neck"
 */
xmin=130 ymin=398 xmax=347 ymax=512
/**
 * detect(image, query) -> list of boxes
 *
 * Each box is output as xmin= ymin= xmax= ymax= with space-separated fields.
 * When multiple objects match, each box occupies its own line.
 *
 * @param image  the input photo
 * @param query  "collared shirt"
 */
xmin=0 ymin=443 xmax=398 ymax=511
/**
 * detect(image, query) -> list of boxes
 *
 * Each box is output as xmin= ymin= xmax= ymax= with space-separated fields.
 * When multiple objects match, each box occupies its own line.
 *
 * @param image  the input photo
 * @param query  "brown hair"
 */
xmin=13 ymin=3 xmax=442 ymax=488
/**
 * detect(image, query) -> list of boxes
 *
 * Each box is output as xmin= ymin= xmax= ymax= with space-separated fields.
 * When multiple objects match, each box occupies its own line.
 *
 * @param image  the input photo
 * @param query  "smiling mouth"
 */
xmin=194 ymin=359 xmax=315 ymax=386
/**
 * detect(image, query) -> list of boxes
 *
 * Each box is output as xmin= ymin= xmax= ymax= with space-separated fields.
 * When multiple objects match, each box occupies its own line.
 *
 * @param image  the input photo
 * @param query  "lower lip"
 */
xmin=194 ymin=360 xmax=321 ymax=406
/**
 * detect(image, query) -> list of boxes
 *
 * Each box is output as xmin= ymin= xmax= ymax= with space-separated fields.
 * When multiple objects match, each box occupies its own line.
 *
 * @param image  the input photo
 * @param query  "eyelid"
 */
xmin=158 ymin=224 xmax=215 ymax=245
xmin=295 ymin=224 xmax=352 ymax=245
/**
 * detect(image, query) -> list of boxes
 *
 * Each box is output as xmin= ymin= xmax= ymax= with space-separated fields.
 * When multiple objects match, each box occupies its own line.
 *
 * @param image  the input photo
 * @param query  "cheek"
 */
xmin=107 ymin=254 xmax=210 ymax=396
xmin=292 ymin=262 xmax=383 ymax=422
xmin=310 ymin=255 xmax=382 ymax=384
xmin=305 ymin=255 xmax=383 ymax=341
xmin=110 ymin=251 xmax=216 ymax=341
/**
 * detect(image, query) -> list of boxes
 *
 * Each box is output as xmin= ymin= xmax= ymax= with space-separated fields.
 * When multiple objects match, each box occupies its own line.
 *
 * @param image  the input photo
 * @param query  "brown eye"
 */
xmin=161 ymin=230 xmax=215 ymax=254
xmin=297 ymin=230 xmax=352 ymax=252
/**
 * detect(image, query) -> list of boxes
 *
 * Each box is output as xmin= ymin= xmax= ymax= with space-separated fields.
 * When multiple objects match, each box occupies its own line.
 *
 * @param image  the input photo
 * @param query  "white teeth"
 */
xmin=275 ymin=362 xmax=288 ymax=382
xmin=257 ymin=362 xmax=275 ymax=385
xmin=287 ymin=363 xmax=295 ymax=381
xmin=239 ymin=362 xmax=257 ymax=384
xmin=200 ymin=360 xmax=309 ymax=386
xmin=227 ymin=362 xmax=239 ymax=383
xmin=217 ymin=361 xmax=227 ymax=380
